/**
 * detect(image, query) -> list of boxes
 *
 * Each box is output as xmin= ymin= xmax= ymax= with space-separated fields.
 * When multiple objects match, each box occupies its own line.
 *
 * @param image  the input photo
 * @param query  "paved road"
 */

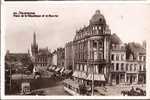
xmin=32 ymin=80 xmax=69 ymax=96
xmin=34 ymin=81 xmax=70 ymax=95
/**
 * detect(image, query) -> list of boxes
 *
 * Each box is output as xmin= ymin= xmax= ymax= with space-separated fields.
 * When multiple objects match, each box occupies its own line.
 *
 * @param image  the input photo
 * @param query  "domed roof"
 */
xmin=90 ymin=10 xmax=106 ymax=25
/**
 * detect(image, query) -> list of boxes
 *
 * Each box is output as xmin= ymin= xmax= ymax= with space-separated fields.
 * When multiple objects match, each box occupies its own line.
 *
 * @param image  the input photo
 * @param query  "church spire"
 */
xmin=33 ymin=32 xmax=36 ymax=45
xmin=31 ymin=32 xmax=38 ymax=57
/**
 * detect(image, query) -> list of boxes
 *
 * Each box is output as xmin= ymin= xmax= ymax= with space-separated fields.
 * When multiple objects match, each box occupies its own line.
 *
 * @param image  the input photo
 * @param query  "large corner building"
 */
xmin=65 ymin=10 xmax=111 ymax=86
xmin=65 ymin=10 xmax=146 ymax=86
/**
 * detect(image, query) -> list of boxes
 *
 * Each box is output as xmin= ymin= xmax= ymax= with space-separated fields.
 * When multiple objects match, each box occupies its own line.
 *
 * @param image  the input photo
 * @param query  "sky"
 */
xmin=4 ymin=3 xmax=150 ymax=53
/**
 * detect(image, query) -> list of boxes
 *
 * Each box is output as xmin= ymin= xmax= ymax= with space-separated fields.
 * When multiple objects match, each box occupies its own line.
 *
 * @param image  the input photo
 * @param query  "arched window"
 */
xmin=143 ymin=65 xmax=146 ymax=71
xmin=134 ymin=64 xmax=137 ymax=71
xmin=111 ymin=63 xmax=114 ymax=71
xmin=121 ymin=63 xmax=124 ymax=71
xmin=111 ymin=54 xmax=114 ymax=61
xmin=116 ymin=63 xmax=119 ymax=71
xmin=130 ymin=64 xmax=133 ymax=71
xmin=121 ymin=54 xmax=124 ymax=60
xmin=126 ymin=64 xmax=128 ymax=71
xmin=139 ymin=65 xmax=142 ymax=71
xmin=116 ymin=54 xmax=119 ymax=61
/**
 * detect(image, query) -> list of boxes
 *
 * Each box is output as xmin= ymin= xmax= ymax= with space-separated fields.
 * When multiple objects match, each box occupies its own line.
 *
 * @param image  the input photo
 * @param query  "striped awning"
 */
xmin=73 ymin=71 xmax=105 ymax=81
xmin=52 ymin=67 xmax=56 ymax=70
xmin=60 ymin=68 xmax=65 ymax=73
xmin=48 ymin=66 xmax=53 ymax=70
xmin=86 ymin=73 xmax=105 ymax=81
xmin=55 ymin=67 xmax=61 ymax=72
xmin=73 ymin=71 xmax=88 ymax=79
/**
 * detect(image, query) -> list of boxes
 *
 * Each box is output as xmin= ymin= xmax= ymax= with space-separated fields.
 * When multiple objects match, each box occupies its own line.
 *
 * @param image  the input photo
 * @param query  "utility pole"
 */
xmin=9 ymin=64 xmax=12 ymax=93
xmin=92 ymin=64 xmax=94 ymax=96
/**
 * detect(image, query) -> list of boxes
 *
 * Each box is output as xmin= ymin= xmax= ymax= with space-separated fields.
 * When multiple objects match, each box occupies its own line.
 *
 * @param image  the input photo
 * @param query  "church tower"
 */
xmin=31 ymin=32 xmax=38 ymax=57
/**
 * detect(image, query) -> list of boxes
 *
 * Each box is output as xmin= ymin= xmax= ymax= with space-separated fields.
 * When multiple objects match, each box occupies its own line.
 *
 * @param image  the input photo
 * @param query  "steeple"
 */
xmin=33 ymin=32 xmax=36 ymax=45
xmin=31 ymin=32 xmax=38 ymax=57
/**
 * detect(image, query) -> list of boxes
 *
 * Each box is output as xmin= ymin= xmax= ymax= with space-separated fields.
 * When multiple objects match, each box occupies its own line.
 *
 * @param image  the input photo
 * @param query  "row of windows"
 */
xmin=138 ymin=56 xmax=146 ymax=62
xmin=35 ymin=63 xmax=48 ymax=67
xmin=92 ymin=40 xmax=103 ymax=50
xmin=112 ymin=45 xmax=125 ymax=50
xmin=36 ymin=57 xmax=48 ymax=62
xmin=112 ymin=63 xmax=146 ymax=72
xmin=75 ymin=64 xmax=104 ymax=74
xmin=75 ymin=26 xmax=104 ymax=40
xmin=75 ymin=51 xmax=88 ymax=60
xmin=111 ymin=54 xmax=125 ymax=61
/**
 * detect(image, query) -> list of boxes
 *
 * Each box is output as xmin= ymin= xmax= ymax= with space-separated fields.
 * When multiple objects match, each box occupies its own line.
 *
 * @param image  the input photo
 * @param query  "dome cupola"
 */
xmin=89 ymin=10 xmax=106 ymax=26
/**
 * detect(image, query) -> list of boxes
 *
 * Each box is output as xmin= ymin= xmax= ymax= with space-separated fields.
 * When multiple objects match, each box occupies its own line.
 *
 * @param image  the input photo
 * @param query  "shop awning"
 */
xmin=60 ymin=67 xmax=65 ymax=73
xmin=55 ymin=67 xmax=61 ymax=72
xmin=48 ymin=66 xmax=53 ymax=70
xmin=64 ymin=69 xmax=72 ymax=74
xmin=73 ymin=71 xmax=105 ymax=81
xmin=73 ymin=71 xmax=79 ymax=77
xmin=52 ymin=67 xmax=56 ymax=70
xmin=72 ymin=71 xmax=88 ymax=79
xmin=87 ymin=73 xmax=105 ymax=81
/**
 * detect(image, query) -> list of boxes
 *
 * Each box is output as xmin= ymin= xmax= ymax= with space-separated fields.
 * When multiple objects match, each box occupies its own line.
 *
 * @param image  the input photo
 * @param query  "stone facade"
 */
xmin=65 ymin=10 xmax=146 ymax=86
xmin=110 ymin=36 xmax=146 ymax=85
xmin=65 ymin=10 xmax=111 ymax=86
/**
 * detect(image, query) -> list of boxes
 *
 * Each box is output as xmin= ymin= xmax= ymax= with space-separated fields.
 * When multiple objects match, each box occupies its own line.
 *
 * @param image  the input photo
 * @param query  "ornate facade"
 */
xmin=65 ymin=10 xmax=146 ymax=86
xmin=110 ymin=35 xmax=146 ymax=85
xmin=65 ymin=10 xmax=111 ymax=86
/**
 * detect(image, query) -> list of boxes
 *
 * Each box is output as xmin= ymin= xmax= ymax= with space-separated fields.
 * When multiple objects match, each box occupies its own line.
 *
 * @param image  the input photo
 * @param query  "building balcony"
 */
xmin=87 ymin=59 xmax=106 ymax=64
xmin=126 ymin=70 xmax=139 ymax=74
xmin=111 ymin=46 xmax=125 ymax=51
xmin=110 ymin=70 xmax=125 ymax=73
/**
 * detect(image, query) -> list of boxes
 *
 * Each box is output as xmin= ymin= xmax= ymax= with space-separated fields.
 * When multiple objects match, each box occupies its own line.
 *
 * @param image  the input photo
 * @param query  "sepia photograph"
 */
xmin=1 ymin=2 xmax=150 ymax=99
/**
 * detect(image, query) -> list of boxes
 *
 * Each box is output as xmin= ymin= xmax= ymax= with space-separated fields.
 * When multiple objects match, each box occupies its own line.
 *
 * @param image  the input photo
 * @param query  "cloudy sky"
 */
xmin=4 ymin=2 xmax=150 ymax=53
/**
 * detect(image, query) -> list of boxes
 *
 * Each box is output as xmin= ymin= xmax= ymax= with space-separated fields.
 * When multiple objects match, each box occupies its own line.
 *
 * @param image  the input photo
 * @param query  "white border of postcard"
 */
xmin=1 ymin=1 xmax=150 ymax=99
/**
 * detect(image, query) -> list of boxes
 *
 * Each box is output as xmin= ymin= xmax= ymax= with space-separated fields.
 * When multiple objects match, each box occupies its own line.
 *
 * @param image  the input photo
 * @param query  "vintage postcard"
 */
xmin=1 ymin=2 xmax=150 ymax=99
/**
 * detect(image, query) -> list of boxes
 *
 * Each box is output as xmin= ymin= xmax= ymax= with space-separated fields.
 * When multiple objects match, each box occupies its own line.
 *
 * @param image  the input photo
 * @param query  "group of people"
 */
xmin=121 ymin=86 xmax=146 ymax=96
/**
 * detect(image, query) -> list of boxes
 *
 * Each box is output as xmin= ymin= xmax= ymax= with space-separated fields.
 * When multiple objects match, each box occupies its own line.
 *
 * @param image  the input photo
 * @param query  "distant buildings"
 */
xmin=110 ymin=41 xmax=146 ymax=85
xmin=110 ymin=33 xmax=127 ymax=85
xmin=52 ymin=48 xmax=65 ymax=67
xmin=31 ymin=32 xmax=65 ymax=68
xmin=5 ymin=51 xmax=32 ymax=73
xmin=65 ymin=41 xmax=74 ymax=70
xmin=57 ymin=48 xmax=65 ymax=67
xmin=65 ymin=10 xmax=146 ymax=86
xmin=125 ymin=42 xmax=146 ymax=84
xmin=52 ymin=50 xmax=57 ymax=66
xmin=31 ymin=32 xmax=52 ymax=67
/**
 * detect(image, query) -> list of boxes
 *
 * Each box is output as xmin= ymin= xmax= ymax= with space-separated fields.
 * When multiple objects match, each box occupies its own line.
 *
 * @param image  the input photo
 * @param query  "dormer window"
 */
xmin=99 ymin=18 xmax=102 ymax=22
